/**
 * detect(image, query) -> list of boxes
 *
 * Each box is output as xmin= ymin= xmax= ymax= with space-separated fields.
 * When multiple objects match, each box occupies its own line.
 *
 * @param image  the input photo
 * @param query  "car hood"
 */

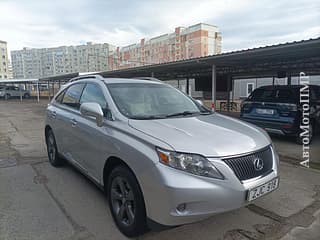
xmin=128 ymin=113 xmax=271 ymax=157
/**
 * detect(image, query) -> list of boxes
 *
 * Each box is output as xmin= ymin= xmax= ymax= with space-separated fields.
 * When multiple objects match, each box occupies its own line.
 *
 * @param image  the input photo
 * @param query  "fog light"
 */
xmin=176 ymin=203 xmax=186 ymax=213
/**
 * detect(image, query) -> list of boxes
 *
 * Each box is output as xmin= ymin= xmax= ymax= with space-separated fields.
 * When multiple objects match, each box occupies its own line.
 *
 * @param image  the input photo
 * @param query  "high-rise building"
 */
xmin=11 ymin=23 xmax=221 ymax=78
xmin=0 ymin=40 xmax=10 ymax=79
xmin=109 ymin=23 xmax=222 ymax=70
xmin=11 ymin=42 xmax=115 ymax=79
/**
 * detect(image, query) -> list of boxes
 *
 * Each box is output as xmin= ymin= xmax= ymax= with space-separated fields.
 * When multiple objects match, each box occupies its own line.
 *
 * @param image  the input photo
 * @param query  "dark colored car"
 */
xmin=240 ymin=85 xmax=320 ymax=143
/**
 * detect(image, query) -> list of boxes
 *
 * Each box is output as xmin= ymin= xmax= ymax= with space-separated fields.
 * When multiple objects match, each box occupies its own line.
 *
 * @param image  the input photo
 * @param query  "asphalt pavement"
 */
xmin=0 ymin=100 xmax=320 ymax=240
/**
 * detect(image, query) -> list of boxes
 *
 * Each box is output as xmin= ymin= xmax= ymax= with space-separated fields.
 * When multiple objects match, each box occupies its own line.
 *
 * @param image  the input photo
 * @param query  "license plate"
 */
xmin=247 ymin=178 xmax=279 ymax=201
xmin=256 ymin=108 xmax=274 ymax=115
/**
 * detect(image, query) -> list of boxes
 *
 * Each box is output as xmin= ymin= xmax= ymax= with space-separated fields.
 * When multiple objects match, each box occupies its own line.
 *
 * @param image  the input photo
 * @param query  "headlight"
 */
xmin=156 ymin=148 xmax=224 ymax=179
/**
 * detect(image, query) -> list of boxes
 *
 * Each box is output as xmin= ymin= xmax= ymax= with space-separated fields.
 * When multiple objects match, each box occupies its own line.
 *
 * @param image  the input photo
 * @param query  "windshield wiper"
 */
xmin=199 ymin=111 xmax=212 ymax=115
xmin=166 ymin=111 xmax=199 ymax=118
xmin=130 ymin=115 xmax=166 ymax=120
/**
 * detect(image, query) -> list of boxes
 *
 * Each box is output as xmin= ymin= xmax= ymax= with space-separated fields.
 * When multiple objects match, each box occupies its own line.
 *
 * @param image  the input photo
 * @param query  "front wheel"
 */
xmin=24 ymin=93 xmax=30 ymax=99
xmin=4 ymin=93 xmax=10 ymax=100
xmin=107 ymin=166 xmax=147 ymax=237
xmin=46 ymin=129 xmax=64 ymax=167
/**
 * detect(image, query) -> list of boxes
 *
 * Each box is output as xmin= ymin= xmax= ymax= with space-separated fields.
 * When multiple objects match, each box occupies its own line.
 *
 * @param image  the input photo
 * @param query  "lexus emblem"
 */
xmin=253 ymin=157 xmax=264 ymax=171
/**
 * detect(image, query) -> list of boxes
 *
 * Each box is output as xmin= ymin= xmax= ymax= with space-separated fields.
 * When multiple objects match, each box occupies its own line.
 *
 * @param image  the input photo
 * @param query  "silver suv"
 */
xmin=45 ymin=75 xmax=279 ymax=237
xmin=0 ymin=85 xmax=31 ymax=99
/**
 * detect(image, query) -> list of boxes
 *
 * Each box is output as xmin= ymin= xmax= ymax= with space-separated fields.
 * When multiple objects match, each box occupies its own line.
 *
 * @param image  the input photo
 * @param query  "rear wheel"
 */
xmin=4 ymin=93 xmax=10 ymax=100
xmin=46 ymin=129 xmax=64 ymax=167
xmin=24 ymin=93 xmax=30 ymax=99
xmin=107 ymin=166 xmax=147 ymax=237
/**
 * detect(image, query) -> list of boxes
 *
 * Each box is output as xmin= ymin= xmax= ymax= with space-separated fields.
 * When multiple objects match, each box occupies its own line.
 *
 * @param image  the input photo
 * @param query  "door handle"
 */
xmin=70 ymin=118 xmax=77 ymax=127
xmin=51 ymin=111 xmax=57 ymax=119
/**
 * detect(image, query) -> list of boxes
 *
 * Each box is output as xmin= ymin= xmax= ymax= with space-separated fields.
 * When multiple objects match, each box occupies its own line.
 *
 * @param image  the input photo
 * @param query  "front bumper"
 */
xmin=143 ymin=146 xmax=279 ymax=226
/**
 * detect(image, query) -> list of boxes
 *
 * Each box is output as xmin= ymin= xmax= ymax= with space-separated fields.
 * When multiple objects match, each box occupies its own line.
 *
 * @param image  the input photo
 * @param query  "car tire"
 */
xmin=24 ymin=93 xmax=30 ymax=99
xmin=296 ymin=122 xmax=314 ymax=145
xmin=4 ymin=93 xmax=10 ymax=100
xmin=107 ymin=165 xmax=147 ymax=237
xmin=46 ymin=129 xmax=64 ymax=167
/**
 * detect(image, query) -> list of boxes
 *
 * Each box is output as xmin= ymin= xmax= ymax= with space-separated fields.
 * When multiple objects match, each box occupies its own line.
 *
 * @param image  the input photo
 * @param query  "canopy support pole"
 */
xmin=37 ymin=81 xmax=40 ymax=102
xmin=211 ymin=64 xmax=216 ymax=111
xmin=19 ymin=84 xmax=22 ymax=102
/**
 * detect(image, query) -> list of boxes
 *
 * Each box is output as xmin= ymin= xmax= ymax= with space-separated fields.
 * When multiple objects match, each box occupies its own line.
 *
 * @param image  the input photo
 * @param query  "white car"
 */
xmin=0 ymin=86 xmax=31 ymax=99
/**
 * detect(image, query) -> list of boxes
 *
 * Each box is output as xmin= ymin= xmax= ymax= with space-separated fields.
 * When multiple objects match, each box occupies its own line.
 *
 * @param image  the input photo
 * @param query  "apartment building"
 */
xmin=109 ymin=23 xmax=222 ymax=70
xmin=0 ymin=40 xmax=10 ymax=79
xmin=11 ymin=42 xmax=115 ymax=79
xmin=11 ymin=23 xmax=221 ymax=77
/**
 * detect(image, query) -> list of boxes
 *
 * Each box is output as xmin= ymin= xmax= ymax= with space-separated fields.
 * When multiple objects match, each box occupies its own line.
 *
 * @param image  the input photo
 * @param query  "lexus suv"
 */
xmin=45 ymin=75 xmax=279 ymax=237
xmin=240 ymin=85 xmax=320 ymax=143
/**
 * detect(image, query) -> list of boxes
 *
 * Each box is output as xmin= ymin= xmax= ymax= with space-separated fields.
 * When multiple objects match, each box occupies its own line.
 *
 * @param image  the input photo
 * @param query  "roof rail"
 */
xmin=132 ymin=77 xmax=162 ymax=82
xmin=68 ymin=74 xmax=104 ymax=83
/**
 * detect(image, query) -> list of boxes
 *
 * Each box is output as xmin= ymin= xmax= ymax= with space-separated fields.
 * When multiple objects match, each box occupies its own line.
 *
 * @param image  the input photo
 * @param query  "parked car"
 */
xmin=240 ymin=85 xmax=320 ymax=144
xmin=45 ymin=75 xmax=279 ymax=237
xmin=0 ymin=86 xmax=31 ymax=99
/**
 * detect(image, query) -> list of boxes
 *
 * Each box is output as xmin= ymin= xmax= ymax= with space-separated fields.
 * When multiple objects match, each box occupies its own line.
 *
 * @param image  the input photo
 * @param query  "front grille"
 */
xmin=223 ymin=146 xmax=273 ymax=181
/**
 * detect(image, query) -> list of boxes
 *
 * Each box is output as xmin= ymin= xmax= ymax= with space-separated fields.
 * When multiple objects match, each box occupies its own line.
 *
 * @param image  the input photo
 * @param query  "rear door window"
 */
xmin=62 ymin=83 xmax=85 ymax=109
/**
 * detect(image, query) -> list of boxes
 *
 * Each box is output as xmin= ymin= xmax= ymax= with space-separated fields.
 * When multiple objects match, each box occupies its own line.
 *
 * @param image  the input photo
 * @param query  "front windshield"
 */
xmin=107 ymin=83 xmax=211 ymax=119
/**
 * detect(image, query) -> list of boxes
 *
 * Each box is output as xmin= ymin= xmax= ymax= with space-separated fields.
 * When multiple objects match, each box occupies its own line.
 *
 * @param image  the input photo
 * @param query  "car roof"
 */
xmin=257 ymin=85 xmax=319 ymax=90
xmin=102 ymin=78 xmax=163 ymax=85
xmin=69 ymin=75 xmax=164 ymax=85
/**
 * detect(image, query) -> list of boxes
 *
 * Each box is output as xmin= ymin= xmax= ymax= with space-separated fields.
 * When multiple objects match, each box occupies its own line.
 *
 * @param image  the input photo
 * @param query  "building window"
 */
xmin=247 ymin=83 xmax=255 ymax=96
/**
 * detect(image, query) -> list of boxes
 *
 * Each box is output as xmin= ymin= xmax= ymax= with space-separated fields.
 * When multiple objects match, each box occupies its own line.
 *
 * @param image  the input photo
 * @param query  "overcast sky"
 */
xmin=0 ymin=0 xmax=319 ymax=54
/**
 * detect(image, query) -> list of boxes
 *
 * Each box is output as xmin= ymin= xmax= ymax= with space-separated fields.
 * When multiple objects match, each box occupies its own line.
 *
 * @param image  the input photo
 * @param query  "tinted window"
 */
xmin=249 ymin=88 xmax=298 ymax=103
xmin=62 ymin=83 xmax=85 ymax=108
xmin=276 ymin=89 xmax=296 ymax=103
xmin=249 ymin=89 xmax=274 ymax=102
xmin=313 ymin=87 xmax=320 ymax=100
xmin=80 ymin=83 xmax=107 ymax=109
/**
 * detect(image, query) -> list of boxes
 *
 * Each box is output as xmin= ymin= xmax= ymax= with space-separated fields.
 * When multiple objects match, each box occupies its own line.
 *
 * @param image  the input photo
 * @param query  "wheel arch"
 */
xmin=102 ymin=156 xmax=137 ymax=191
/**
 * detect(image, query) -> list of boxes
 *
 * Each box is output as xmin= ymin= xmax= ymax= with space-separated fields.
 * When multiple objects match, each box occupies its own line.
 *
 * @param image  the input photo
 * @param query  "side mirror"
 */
xmin=195 ymin=99 xmax=204 ymax=106
xmin=80 ymin=102 xmax=104 ymax=127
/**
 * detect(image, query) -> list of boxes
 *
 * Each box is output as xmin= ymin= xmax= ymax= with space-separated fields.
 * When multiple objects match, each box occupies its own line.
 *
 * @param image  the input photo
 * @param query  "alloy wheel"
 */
xmin=47 ymin=132 xmax=56 ymax=162
xmin=110 ymin=176 xmax=136 ymax=226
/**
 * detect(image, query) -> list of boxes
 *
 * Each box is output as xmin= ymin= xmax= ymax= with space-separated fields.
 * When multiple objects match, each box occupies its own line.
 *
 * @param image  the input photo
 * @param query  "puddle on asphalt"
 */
xmin=0 ymin=158 xmax=17 ymax=168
